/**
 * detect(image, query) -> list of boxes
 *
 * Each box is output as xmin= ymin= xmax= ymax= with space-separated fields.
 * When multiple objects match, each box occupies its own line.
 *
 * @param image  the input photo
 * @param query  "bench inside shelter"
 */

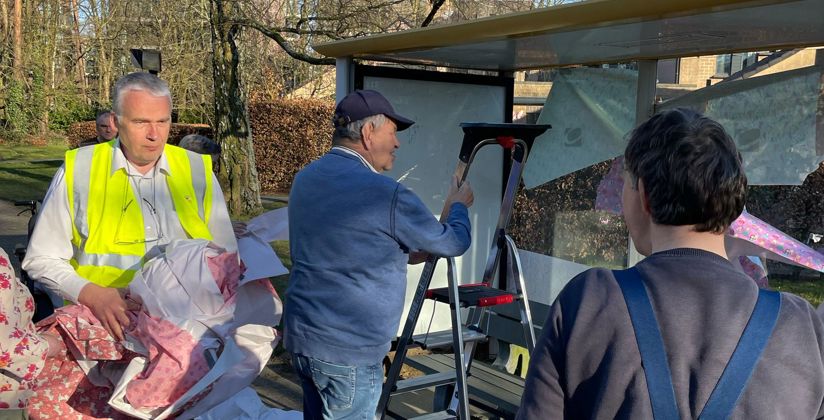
xmin=399 ymin=301 xmax=550 ymax=419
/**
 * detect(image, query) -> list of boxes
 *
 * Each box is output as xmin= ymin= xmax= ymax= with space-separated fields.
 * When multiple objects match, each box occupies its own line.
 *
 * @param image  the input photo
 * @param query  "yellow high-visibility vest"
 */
xmin=64 ymin=140 xmax=214 ymax=288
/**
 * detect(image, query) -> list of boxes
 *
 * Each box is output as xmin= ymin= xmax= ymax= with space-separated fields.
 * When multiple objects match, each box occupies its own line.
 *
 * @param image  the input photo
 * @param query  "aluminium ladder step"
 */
xmin=393 ymin=371 xmax=457 ymax=394
xmin=407 ymin=410 xmax=457 ymax=420
xmin=412 ymin=328 xmax=488 ymax=349
xmin=406 ymin=354 xmax=524 ymax=418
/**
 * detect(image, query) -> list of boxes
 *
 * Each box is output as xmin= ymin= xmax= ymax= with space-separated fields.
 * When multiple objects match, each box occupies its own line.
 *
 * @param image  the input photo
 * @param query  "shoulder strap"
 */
xmin=698 ymin=288 xmax=781 ymax=420
xmin=616 ymin=268 xmax=782 ymax=420
xmin=614 ymin=268 xmax=681 ymax=420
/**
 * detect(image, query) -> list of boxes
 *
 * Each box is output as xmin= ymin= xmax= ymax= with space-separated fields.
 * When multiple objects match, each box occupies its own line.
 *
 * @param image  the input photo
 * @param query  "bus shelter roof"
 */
xmin=314 ymin=0 xmax=824 ymax=71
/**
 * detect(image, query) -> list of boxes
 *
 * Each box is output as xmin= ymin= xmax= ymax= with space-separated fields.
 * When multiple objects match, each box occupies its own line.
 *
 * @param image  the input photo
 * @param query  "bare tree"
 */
xmin=210 ymin=0 xmax=262 ymax=216
xmin=201 ymin=0 xmax=541 ymax=213
xmin=0 ymin=0 xmax=9 ymax=87
xmin=67 ymin=0 xmax=88 ymax=99
xmin=12 ymin=0 xmax=22 ymax=79
xmin=1 ymin=1 xmax=9 ymax=52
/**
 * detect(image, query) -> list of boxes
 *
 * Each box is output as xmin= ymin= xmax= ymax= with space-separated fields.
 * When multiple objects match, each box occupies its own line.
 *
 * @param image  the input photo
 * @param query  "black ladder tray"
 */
xmin=425 ymin=282 xmax=514 ymax=307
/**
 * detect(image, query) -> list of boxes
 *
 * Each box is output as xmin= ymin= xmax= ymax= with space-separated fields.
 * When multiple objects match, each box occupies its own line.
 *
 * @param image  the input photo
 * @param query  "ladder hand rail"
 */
xmin=379 ymin=123 xmax=550 ymax=419
xmin=377 ymin=158 xmax=472 ymax=420
xmin=505 ymin=235 xmax=536 ymax=353
xmin=481 ymin=139 xmax=530 ymax=286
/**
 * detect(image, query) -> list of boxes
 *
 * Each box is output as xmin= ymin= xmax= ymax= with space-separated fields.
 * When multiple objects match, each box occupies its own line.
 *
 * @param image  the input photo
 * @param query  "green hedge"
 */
xmin=249 ymin=98 xmax=334 ymax=193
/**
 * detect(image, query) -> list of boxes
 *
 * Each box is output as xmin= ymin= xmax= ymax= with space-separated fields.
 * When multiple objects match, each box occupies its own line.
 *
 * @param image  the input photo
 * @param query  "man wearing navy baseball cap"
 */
xmin=285 ymin=89 xmax=475 ymax=418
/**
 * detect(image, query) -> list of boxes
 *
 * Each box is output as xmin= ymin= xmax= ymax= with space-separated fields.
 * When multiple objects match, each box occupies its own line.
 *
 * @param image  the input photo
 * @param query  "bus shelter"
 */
xmin=314 ymin=0 xmax=824 ymax=415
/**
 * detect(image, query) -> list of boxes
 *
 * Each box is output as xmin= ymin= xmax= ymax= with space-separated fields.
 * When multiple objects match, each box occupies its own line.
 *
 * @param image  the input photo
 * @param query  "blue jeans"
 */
xmin=292 ymin=353 xmax=383 ymax=419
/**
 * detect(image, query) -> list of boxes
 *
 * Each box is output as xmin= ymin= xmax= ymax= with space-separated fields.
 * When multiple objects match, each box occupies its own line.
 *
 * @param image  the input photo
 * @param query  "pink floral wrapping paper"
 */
xmin=728 ymin=210 xmax=824 ymax=272
xmin=28 ymin=304 xmax=210 ymax=419
xmin=47 ymin=305 xmax=126 ymax=361
xmin=739 ymin=256 xmax=769 ymax=288
xmin=594 ymin=157 xmax=624 ymax=215
xmin=26 ymin=247 xmax=247 ymax=419
xmin=123 ymin=311 xmax=210 ymax=409
xmin=0 ymin=249 xmax=48 ymax=410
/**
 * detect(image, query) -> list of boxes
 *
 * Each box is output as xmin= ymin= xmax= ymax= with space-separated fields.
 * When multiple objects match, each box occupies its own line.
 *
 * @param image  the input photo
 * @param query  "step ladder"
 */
xmin=377 ymin=122 xmax=551 ymax=419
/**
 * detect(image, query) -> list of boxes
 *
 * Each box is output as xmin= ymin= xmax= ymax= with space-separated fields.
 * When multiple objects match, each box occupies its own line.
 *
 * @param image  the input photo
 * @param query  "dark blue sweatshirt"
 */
xmin=284 ymin=149 xmax=471 ymax=365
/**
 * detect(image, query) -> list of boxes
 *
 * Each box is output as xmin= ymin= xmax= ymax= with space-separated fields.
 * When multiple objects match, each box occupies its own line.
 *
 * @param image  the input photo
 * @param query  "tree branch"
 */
xmin=234 ymin=0 xmax=412 ymax=66
xmin=294 ymin=0 xmax=406 ymax=27
xmin=252 ymin=24 xmax=335 ymax=65
xmin=422 ymin=0 xmax=447 ymax=27
xmin=235 ymin=18 xmax=341 ymax=38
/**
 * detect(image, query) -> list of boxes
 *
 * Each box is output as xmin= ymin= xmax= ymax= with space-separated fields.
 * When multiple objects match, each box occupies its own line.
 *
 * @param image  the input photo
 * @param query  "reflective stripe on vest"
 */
xmin=64 ymin=141 xmax=214 ymax=288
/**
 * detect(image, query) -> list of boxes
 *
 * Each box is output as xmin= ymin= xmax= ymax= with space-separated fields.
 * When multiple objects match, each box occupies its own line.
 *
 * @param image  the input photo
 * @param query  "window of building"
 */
xmin=716 ymin=52 xmax=759 ymax=77
xmin=657 ymin=58 xmax=680 ymax=84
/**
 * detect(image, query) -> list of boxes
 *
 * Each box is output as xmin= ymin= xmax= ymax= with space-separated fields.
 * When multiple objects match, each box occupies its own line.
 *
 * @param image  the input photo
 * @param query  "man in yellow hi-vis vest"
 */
xmin=23 ymin=72 xmax=238 ymax=341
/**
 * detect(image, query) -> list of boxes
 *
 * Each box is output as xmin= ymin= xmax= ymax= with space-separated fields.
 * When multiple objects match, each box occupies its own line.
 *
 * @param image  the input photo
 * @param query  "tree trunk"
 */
xmin=209 ymin=0 xmax=262 ymax=217
xmin=0 ymin=0 xmax=9 ymax=95
xmin=89 ymin=0 xmax=110 ymax=105
xmin=12 ymin=0 xmax=22 ymax=79
xmin=1 ymin=0 xmax=9 ymax=47
xmin=67 ymin=0 xmax=88 ymax=100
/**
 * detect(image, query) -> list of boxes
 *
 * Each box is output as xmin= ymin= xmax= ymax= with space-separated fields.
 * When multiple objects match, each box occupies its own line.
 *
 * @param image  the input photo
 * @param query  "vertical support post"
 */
xmin=815 ymin=49 xmax=824 ymax=155
xmin=335 ymin=57 xmax=354 ymax=102
xmin=627 ymin=60 xmax=658 ymax=267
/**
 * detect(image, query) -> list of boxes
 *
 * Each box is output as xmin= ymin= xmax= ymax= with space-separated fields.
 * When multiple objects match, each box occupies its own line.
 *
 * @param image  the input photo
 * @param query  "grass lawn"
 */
xmin=771 ymin=276 xmax=824 ymax=307
xmin=270 ymin=240 xmax=291 ymax=298
xmin=0 ymin=142 xmax=66 ymax=202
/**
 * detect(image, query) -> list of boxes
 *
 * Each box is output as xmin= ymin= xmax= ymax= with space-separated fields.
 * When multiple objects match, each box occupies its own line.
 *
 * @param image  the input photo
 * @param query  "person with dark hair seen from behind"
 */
xmin=178 ymin=134 xmax=221 ymax=165
xmin=517 ymin=108 xmax=824 ymax=419
xmin=178 ymin=133 xmax=242 ymax=233
xmin=79 ymin=110 xmax=118 ymax=147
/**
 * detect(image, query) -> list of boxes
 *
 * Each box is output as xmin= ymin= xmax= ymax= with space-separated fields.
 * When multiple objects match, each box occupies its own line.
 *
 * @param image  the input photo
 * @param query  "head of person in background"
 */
xmin=95 ymin=110 xmax=118 ymax=142
xmin=178 ymin=134 xmax=221 ymax=171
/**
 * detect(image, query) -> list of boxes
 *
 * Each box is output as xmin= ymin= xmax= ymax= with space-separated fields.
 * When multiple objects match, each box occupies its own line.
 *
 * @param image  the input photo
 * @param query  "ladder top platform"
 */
xmin=458 ymin=123 xmax=551 ymax=162
xmin=459 ymin=122 xmax=551 ymax=139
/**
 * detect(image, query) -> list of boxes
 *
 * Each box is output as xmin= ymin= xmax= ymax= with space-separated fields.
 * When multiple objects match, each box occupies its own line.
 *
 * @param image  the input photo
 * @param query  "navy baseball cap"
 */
xmin=333 ymin=90 xmax=415 ymax=132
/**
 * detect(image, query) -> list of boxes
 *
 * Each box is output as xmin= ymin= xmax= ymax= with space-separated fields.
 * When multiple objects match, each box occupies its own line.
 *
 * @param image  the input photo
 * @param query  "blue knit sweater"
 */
xmin=284 ymin=149 xmax=472 ymax=365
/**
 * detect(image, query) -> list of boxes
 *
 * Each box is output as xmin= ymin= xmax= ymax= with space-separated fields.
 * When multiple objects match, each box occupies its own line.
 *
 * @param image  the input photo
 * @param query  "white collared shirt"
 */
xmin=332 ymin=146 xmax=378 ymax=173
xmin=22 ymin=140 xmax=238 ymax=302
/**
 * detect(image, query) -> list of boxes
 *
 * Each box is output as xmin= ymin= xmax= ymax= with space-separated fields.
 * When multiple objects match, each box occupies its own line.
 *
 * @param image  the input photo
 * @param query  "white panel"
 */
xmin=523 ymin=67 xmax=637 ymax=188
xmin=363 ymin=76 xmax=505 ymax=335
xmin=660 ymin=66 xmax=824 ymax=185
xmin=518 ymin=249 xmax=591 ymax=306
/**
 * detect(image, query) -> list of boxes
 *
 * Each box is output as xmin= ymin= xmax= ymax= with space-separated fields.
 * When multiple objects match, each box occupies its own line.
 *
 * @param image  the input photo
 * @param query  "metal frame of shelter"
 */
xmin=318 ymin=0 xmax=824 ymax=121
xmin=319 ymin=0 xmax=824 ymax=265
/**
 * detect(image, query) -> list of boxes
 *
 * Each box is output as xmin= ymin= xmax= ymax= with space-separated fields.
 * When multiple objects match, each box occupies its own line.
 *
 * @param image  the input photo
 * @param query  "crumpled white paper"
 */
xmin=237 ymin=207 xmax=290 ymax=282
xmin=97 ymin=239 xmax=285 ymax=419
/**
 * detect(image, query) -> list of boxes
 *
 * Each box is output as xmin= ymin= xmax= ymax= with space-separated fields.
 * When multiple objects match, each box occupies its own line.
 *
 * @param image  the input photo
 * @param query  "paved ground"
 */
xmin=252 ymin=353 xmax=304 ymax=411
xmin=0 ymin=199 xmax=29 ymax=276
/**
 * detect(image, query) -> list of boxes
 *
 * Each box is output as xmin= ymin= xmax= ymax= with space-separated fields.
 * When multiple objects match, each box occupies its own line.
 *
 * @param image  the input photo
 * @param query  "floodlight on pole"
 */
xmin=130 ymin=48 xmax=162 ymax=74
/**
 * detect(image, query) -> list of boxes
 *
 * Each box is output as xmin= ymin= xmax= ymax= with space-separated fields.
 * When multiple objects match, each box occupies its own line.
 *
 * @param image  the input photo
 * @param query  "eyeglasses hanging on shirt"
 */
xmin=113 ymin=171 xmax=165 ymax=245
